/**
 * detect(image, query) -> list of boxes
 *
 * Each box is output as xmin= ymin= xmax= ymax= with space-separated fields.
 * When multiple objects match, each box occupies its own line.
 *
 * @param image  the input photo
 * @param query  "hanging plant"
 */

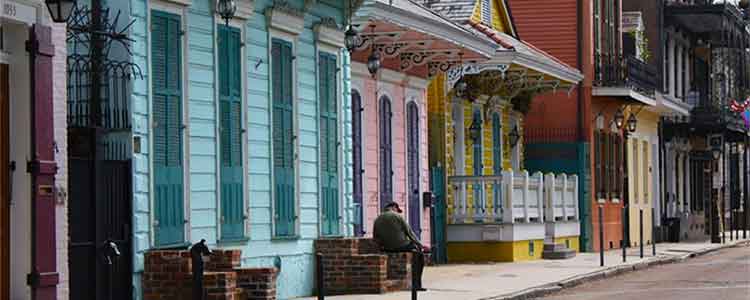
xmin=628 ymin=30 xmax=651 ymax=62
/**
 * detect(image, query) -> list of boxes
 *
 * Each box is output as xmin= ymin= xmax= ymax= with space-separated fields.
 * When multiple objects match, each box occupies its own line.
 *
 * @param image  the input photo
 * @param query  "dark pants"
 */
xmin=387 ymin=242 xmax=425 ymax=288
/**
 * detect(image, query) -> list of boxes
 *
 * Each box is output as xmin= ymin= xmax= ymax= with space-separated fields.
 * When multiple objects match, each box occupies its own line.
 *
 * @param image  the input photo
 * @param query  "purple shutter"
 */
xmin=27 ymin=25 xmax=59 ymax=300
xmin=379 ymin=96 xmax=392 ymax=209
xmin=351 ymin=90 xmax=364 ymax=236
xmin=407 ymin=102 xmax=421 ymax=237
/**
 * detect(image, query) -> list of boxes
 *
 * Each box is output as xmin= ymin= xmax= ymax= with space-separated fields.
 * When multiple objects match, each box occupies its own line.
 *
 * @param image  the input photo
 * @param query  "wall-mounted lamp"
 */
xmin=626 ymin=114 xmax=638 ymax=133
xmin=45 ymin=0 xmax=77 ymax=23
xmin=614 ymin=107 xmax=625 ymax=130
xmin=216 ymin=0 xmax=237 ymax=26
xmin=508 ymin=125 xmax=520 ymax=148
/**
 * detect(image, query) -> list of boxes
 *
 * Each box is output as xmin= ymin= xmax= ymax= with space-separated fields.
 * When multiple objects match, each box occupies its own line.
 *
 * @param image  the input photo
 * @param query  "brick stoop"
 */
xmin=314 ymin=238 xmax=413 ymax=296
xmin=143 ymin=249 xmax=278 ymax=300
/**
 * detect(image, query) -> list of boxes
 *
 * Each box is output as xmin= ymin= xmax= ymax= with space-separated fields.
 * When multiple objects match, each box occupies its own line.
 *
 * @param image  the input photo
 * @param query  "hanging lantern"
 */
xmin=45 ymin=0 xmax=77 ymax=23
xmin=367 ymin=50 xmax=381 ymax=77
xmin=468 ymin=118 xmax=481 ymax=142
xmin=614 ymin=107 xmax=625 ymax=130
xmin=627 ymin=114 xmax=638 ymax=133
xmin=454 ymin=79 xmax=468 ymax=98
xmin=344 ymin=26 xmax=361 ymax=53
xmin=216 ymin=0 xmax=237 ymax=25
xmin=508 ymin=125 xmax=520 ymax=148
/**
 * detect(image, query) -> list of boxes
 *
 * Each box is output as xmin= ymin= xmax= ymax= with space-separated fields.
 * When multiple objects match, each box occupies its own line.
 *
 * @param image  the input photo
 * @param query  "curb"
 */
xmin=483 ymin=240 xmax=749 ymax=300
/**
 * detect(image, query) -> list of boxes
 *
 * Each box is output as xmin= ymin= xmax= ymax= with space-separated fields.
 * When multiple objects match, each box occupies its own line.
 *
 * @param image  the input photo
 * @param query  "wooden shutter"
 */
xmin=604 ymin=133 xmax=610 ymax=199
xmin=351 ymin=90 xmax=364 ymax=236
xmin=319 ymin=52 xmax=340 ymax=236
xmin=407 ymin=102 xmax=421 ymax=236
xmin=379 ymin=96 xmax=393 ymax=209
xmin=594 ymin=130 xmax=602 ymax=199
xmin=272 ymin=38 xmax=296 ymax=237
xmin=151 ymin=11 xmax=185 ymax=246
xmin=219 ymin=25 xmax=245 ymax=240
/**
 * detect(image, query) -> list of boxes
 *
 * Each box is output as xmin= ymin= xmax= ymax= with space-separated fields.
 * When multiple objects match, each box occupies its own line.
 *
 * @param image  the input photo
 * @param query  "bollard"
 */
xmin=730 ymin=209 xmax=733 ymax=241
xmin=599 ymin=205 xmax=604 ymax=267
xmin=622 ymin=206 xmax=626 ymax=263
xmin=317 ymin=253 xmax=325 ymax=300
xmin=411 ymin=252 xmax=418 ymax=300
xmin=639 ymin=209 xmax=644 ymax=259
xmin=652 ymin=208 xmax=656 ymax=256
xmin=190 ymin=239 xmax=212 ymax=300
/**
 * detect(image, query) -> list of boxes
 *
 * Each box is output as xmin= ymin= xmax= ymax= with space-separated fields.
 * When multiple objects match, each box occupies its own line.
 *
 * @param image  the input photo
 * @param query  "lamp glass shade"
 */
xmin=344 ymin=26 xmax=361 ymax=52
xmin=46 ymin=0 xmax=76 ymax=23
xmin=627 ymin=114 xmax=637 ymax=133
xmin=454 ymin=79 xmax=467 ymax=97
xmin=216 ymin=0 xmax=237 ymax=21
xmin=509 ymin=126 xmax=520 ymax=147
xmin=367 ymin=51 xmax=381 ymax=77
xmin=712 ymin=149 xmax=721 ymax=160
xmin=614 ymin=108 xmax=625 ymax=130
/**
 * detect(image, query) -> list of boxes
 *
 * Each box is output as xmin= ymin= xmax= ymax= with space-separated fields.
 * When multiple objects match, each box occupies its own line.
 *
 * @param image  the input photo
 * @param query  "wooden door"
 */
xmin=151 ymin=11 xmax=185 ymax=246
xmin=379 ymin=96 xmax=393 ymax=210
xmin=406 ymin=102 xmax=420 ymax=236
xmin=0 ymin=63 xmax=9 ymax=300
xmin=351 ymin=90 xmax=364 ymax=236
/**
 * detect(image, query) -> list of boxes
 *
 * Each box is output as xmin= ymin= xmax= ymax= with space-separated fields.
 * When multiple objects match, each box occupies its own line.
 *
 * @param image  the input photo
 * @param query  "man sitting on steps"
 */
xmin=373 ymin=201 xmax=427 ymax=291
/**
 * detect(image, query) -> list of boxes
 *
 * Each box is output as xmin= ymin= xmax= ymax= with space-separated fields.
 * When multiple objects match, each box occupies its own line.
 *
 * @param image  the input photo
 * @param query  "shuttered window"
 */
xmin=218 ymin=24 xmax=245 ymax=240
xmin=319 ymin=52 xmax=340 ymax=236
xmin=595 ymin=130 xmax=602 ymax=199
xmin=151 ymin=10 xmax=185 ymax=246
xmin=272 ymin=38 xmax=296 ymax=237
xmin=351 ymin=90 xmax=364 ymax=236
xmin=406 ymin=102 xmax=421 ymax=236
xmin=379 ymin=96 xmax=393 ymax=209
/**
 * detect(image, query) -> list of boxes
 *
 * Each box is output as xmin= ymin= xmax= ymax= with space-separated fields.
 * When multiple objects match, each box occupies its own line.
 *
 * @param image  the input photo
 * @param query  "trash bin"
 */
xmin=666 ymin=218 xmax=681 ymax=242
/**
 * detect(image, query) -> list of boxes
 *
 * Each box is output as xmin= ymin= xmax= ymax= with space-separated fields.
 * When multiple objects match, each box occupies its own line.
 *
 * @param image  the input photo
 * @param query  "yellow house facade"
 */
xmin=626 ymin=108 xmax=658 ymax=247
xmin=425 ymin=0 xmax=583 ymax=262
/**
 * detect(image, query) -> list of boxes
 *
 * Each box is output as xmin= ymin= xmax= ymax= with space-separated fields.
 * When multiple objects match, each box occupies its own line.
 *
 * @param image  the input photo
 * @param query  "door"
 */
xmin=319 ymin=52 xmax=340 ymax=236
xmin=379 ymin=96 xmax=393 ymax=209
xmin=351 ymin=90 xmax=364 ymax=236
xmin=0 ymin=63 xmax=9 ymax=300
xmin=152 ymin=11 xmax=185 ymax=246
xmin=218 ymin=25 xmax=245 ymax=241
xmin=272 ymin=38 xmax=296 ymax=237
xmin=406 ymin=102 xmax=421 ymax=236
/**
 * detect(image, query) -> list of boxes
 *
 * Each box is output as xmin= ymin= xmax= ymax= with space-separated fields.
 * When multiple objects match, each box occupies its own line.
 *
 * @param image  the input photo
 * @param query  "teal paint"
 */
xmin=128 ymin=0 xmax=351 ymax=298
xmin=319 ymin=52 xmax=340 ymax=236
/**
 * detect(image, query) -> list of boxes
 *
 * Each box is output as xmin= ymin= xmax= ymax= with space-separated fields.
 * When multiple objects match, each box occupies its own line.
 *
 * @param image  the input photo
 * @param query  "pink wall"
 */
xmin=353 ymin=65 xmax=431 ymax=246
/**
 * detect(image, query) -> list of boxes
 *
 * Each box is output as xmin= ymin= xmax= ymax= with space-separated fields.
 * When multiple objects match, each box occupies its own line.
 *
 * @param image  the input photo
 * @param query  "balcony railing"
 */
xmin=447 ymin=171 xmax=579 ymax=225
xmin=595 ymin=54 xmax=658 ymax=97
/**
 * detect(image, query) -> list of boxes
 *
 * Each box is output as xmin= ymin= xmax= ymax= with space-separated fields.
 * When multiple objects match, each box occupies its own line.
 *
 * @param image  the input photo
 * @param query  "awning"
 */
xmin=351 ymin=0 xmax=497 ymax=77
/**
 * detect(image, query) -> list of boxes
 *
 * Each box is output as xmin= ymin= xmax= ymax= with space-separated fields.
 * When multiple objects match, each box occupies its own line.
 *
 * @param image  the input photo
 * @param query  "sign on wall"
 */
xmin=1 ymin=0 xmax=37 ymax=25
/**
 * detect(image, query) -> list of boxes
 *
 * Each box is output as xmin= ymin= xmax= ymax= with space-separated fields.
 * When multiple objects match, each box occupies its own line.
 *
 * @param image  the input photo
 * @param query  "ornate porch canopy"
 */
xmin=350 ymin=0 xmax=497 ymax=77
xmin=447 ymin=20 xmax=583 ymax=100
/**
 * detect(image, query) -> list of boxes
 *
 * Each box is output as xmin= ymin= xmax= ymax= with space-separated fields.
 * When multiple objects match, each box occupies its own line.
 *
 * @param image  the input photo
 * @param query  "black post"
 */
xmin=599 ymin=205 xmax=604 ymax=267
xmin=411 ymin=253 xmax=418 ymax=300
xmin=622 ymin=205 xmax=626 ymax=263
xmin=639 ymin=209 xmax=644 ymax=259
xmin=652 ymin=207 xmax=656 ymax=256
xmin=317 ymin=253 xmax=325 ymax=300
xmin=190 ymin=239 xmax=211 ymax=300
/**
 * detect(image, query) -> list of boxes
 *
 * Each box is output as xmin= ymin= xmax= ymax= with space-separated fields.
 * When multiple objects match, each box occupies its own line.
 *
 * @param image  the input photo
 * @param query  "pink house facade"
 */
xmin=351 ymin=63 xmax=432 ymax=245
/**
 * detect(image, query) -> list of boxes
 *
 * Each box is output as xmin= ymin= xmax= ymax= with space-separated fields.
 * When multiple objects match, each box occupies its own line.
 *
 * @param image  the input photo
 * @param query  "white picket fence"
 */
xmin=448 ymin=171 xmax=578 ymax=224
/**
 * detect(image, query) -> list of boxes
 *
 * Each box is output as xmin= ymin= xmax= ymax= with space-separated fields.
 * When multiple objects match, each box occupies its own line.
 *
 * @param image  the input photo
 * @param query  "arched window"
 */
xmin=379 ymin=96 xmax=393 ymax=209
xmin=406 ymin=101 xmax=421 ymax=236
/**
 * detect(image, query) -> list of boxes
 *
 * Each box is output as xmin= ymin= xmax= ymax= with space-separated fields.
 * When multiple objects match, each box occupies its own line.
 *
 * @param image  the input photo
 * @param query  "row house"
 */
xmin=1 ymin=0 xmax=68 ymax=299
xmin=422 ymin=0 xmax=584 ymax=262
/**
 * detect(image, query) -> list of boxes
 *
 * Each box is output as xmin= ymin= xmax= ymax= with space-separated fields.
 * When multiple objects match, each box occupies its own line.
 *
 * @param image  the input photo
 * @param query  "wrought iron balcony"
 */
xmin=665 ymin=0 xmax=748 ymax=34
xmin=595 ymin=54 xmax=658 ymax=97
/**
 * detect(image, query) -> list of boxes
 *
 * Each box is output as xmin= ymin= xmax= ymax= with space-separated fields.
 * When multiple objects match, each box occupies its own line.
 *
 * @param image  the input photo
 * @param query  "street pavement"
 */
xmin=541 ymin=244 xmax=750 ymax=300
xmin=295 ymin=234 xmax=750 ymax=300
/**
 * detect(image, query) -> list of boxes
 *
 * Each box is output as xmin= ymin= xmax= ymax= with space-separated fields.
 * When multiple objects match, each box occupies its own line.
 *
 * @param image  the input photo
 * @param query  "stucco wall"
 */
xmin=52 ymin=21 xmax=70 ymax=300
xmin=128 ymin=0 xmax=352 ymax=299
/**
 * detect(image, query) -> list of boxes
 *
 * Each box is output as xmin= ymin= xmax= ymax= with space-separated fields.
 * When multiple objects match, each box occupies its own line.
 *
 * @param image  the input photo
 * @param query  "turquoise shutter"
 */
xmin=319 ymin=52 xmax=339 ymax=236
xmin=219 ymin=25 xmax=245 ymax=240
xmin=151 ymin=10 xmax=185 ymax=247
xmin=492 ymin=113 xmax=502 ymax=220
xmin=472 ymin=109 xmax=483 ymax=220
xmin=272 ymin=38 xmax=296 ymax=237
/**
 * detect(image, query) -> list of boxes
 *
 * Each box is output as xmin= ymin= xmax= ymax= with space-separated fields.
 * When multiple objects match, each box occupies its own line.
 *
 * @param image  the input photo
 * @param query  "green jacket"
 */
xmin=373 ymin=211 xmax=422 ymax=250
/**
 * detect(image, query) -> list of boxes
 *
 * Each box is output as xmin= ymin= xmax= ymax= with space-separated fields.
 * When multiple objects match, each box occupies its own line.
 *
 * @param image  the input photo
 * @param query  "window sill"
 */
xmin=217 ymin=237 xmax=250 ymax=245
xmin=271 ymin=235 xmax=301 ymax=241
xmin=151 ymin=241 xmax=192 ymax=250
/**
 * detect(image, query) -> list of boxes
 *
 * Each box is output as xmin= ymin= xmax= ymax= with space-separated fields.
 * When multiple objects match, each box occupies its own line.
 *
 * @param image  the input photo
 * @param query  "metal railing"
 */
xmin=595 ymin=54 xmax=658 ymax=97
xmin=448 ymin=171 xmax=579 ymax=225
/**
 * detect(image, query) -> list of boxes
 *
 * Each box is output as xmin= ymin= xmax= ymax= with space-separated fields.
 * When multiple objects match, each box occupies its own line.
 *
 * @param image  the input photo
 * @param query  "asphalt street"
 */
xmin=539 ymin=244 xmax=750 ymax=300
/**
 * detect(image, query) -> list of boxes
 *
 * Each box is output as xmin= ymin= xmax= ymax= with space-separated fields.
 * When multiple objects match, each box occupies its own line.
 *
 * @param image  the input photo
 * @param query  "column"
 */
xmin=685 ymin=51 xmax=691 ymax=96
xmin=676 ymin=45 xmax=683 ymax=99
xmin=669 ymin=38 xmax=676 ymax=97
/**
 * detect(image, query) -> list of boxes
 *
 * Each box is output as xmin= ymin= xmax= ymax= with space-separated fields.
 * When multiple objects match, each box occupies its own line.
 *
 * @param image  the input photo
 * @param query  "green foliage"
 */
xmin=628 ymin=30 xmax=651 ymax=62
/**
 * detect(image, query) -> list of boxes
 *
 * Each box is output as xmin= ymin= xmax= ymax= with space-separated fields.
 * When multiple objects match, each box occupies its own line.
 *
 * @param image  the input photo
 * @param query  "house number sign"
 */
xmin=1 ymin=0 xmax=37 ymax=25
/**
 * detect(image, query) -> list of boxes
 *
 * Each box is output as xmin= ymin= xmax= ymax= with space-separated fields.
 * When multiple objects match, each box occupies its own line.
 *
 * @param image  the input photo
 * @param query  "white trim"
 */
xmin=146 ymin=2 xmax=191 ymax=245
xmin=489 ymin=51 xmax=583 ymax=84
xmin=268 ymin=27 xmax=301 ymax=237
xmin=652 ymin=92 xmax=692 ymax=116
xmin=314 ymin=22 xmax=345 ymax=49
xmin=592 ymin=87 xmax=657 ymax=106
xmin=265 ymin=6 xmax=304 ymax=36
xmin=213 ymin=19 xmax=249 ymax=241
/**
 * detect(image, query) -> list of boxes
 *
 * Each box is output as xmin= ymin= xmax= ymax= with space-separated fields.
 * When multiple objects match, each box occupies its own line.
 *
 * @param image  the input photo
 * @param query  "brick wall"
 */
xmin=314 ymin=238 xmax=412 ymax=295
xmin=143 ymin=249 xmax=277 ymax=300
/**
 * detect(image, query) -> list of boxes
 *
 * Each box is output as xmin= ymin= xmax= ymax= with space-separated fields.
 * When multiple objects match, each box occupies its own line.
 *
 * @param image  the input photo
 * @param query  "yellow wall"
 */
xmin=470 ymin=0 xmax=513 ymax=35
xmin=447 ymin=236 xmax=579 ymax=263
xmin=626 ymin=109 xmax=658 ymax=246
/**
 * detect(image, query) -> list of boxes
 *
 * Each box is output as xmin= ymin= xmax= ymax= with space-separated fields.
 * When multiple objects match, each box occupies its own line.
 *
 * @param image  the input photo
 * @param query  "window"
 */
xmin=151 ymin=9 xmax=185 ymax=247
xmin=633 ymin=140 xmax=639 ymax=204
xmin=271 ymin=37 xmax=297 ymax=237
xmin=643 ymin=141 xmax=649 ymax=204
xmin=319 ymin=51 xmax=340 ymax=236
xmin=379 ymin=96 xmax=393 ymax=209
xmin=218 ymin=24 xmax=245 ymax=240
xmin=481 ymin=0 xmax=492 ymax=25
xmin=595 ymin=130 xmax=603 ymax=199
xmin=594 ymin=130 xmax=622 ymax=201
xmin=351 ymin=90 xmax=364 ymax=236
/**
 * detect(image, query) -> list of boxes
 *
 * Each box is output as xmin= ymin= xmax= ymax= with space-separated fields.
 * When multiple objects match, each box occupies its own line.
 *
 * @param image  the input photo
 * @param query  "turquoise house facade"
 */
xmin=128 ymin=0 xmax=353 ymax=298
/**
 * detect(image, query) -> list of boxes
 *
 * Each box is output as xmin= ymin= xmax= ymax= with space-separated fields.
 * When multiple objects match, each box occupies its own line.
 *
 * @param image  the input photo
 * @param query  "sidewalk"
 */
xmin=298 ymin=235 xmax=750 ymax=300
